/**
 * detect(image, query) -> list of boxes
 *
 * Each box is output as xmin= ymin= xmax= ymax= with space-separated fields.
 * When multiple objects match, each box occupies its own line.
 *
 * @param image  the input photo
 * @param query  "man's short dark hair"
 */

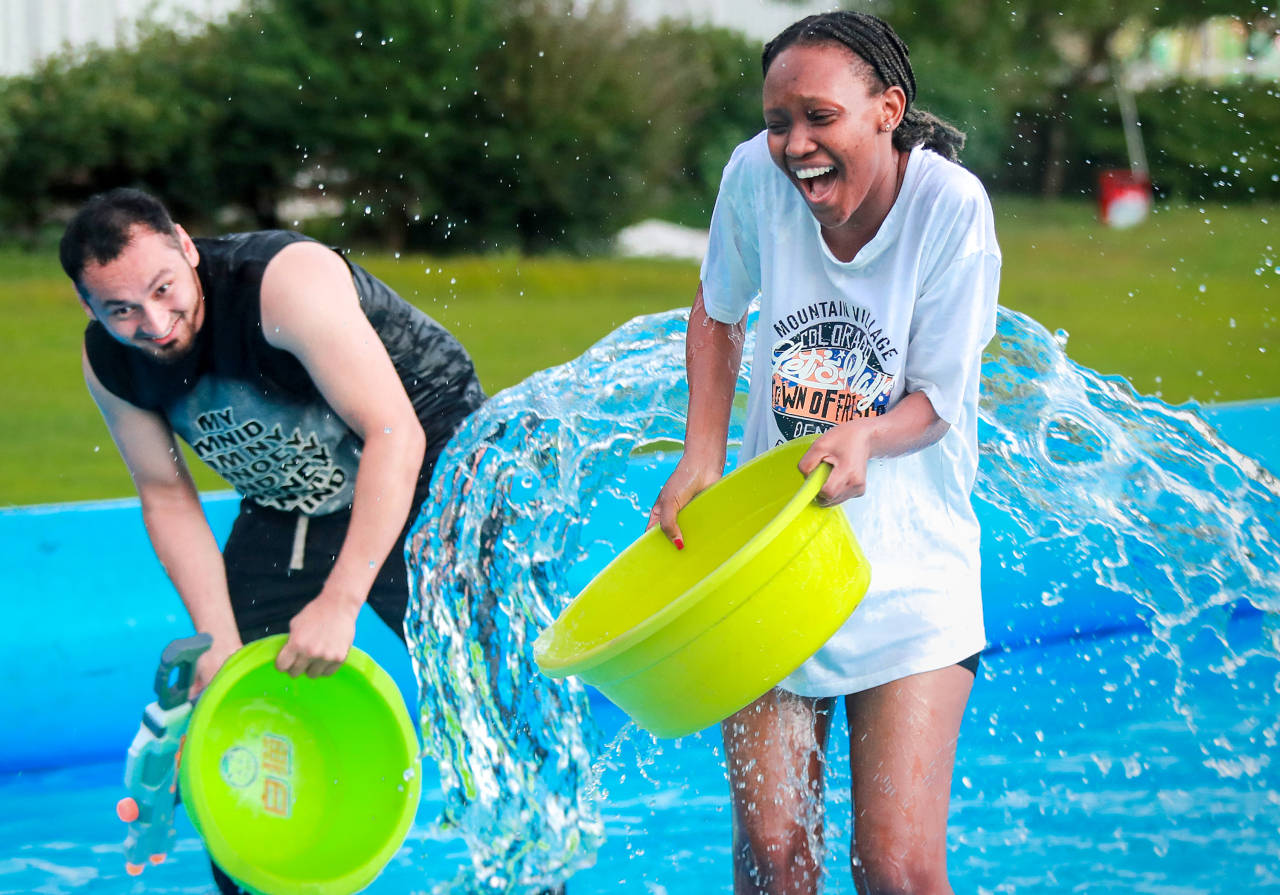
xmin=59 ymin=188 xmax=180 ymax=287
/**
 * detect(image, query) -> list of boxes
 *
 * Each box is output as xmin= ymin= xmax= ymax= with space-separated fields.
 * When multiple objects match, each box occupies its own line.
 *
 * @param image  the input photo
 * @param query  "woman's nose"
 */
xmin=785 ymin=124 xmax=815 ymax=158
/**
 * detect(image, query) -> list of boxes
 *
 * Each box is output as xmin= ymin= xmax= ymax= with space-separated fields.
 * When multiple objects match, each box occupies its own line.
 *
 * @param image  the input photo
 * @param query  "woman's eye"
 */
xmin=156 ymin=283 xmax=170 ymax=295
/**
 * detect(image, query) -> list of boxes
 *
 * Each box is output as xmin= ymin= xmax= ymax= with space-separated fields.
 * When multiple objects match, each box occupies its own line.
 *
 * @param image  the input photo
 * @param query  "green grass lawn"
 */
xmin=1 ymin=197 xmax=1276 ymax=506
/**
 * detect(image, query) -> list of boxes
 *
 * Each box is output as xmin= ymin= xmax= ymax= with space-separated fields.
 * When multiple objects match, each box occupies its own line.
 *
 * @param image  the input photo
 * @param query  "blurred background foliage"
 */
xmin=0 ymin=0 xmax=1277 ymax=251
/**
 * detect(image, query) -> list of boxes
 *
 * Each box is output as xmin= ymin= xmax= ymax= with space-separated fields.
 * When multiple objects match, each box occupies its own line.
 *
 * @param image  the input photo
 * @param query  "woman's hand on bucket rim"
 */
xmin=798 ymin=422 xmax=875 ymax=507
xmin=647 ymin=457 xmax=724 ymax=550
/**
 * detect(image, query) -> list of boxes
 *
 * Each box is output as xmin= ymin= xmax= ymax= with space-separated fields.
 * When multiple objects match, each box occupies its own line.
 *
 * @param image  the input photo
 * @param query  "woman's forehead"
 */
xmin=763 ymin=43 xmax=877 ymax=98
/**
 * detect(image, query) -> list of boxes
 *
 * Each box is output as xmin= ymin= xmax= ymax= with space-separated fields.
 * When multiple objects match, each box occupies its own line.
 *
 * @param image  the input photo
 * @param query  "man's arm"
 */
xmin=259 ymin=242 xmax=427 ymax=678
xmin=83 ymin=349 xmax=241 ymax=694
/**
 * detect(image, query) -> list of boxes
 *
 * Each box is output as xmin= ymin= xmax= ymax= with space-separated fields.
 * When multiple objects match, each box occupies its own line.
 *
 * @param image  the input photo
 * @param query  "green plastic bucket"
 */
xmin=534 ymin=435 xmax=871 ymax=738
xmin=178 ymin=635 xmax=421 ymax=895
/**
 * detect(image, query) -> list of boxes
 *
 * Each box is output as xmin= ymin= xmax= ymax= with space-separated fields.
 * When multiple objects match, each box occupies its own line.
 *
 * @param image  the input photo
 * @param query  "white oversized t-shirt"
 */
xmin=700 ymin=132 xmax=1001 ymax=697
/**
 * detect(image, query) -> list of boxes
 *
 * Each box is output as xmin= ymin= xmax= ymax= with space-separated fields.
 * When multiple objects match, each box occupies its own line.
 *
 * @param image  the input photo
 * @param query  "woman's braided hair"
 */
xmin=761 ymin=11 xmax=965 ymax=162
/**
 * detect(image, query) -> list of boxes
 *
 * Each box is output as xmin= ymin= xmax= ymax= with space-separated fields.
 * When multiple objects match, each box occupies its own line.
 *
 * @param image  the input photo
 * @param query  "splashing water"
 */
xmin=405 ymin=305 xmax=1280 ymax=890
xmin=977 ymin=313 xmax=1280 ymax=761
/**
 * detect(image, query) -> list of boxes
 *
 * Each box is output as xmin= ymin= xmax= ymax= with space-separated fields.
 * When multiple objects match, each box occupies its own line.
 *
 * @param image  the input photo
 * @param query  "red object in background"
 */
xmin=1098 ymin=169 xmax=1153 ymax=228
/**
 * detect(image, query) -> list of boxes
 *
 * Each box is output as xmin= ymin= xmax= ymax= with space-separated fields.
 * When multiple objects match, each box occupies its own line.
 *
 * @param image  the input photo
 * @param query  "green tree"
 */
xmin=0 ymin=19 xmax=309 ymax=237
xmin=870 ymin=0 xmax=1271 ymax=194
xmin=224 ymin=0 xmax=501 ymax=249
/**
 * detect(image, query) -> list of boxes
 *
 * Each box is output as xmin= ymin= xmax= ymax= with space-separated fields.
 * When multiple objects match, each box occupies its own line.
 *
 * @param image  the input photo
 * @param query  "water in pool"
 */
xmin=3 ymin=307 xmax=1277 ymax=893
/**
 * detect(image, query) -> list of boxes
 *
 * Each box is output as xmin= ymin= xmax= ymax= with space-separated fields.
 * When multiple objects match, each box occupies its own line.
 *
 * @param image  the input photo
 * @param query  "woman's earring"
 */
xmin=880 ymin=122 xmax=892 ymax=133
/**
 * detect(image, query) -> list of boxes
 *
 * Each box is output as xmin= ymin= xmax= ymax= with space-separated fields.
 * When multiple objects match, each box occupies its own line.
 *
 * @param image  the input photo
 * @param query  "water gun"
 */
xmin=115 ymin=632 xmax=212 ymax=876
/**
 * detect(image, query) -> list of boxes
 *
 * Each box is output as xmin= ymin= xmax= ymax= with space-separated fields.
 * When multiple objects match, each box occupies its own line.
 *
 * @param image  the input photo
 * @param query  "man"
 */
xmin=61 ymin=188 xmax=485 ymax=893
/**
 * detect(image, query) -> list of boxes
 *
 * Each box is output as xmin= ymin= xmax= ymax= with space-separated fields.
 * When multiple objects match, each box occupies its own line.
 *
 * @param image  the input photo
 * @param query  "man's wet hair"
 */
xmin=59 ymin=188 xmax=181 ymax=287
xmin=762 ymin=11 xmax=966 ymax=162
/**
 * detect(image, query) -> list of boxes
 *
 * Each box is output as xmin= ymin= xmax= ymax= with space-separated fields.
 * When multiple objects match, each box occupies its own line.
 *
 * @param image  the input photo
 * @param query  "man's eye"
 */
xmin=157 ymin=283 xmax=171 ymax=295
xmin=111 ymin=307 xmax=133 ymax=318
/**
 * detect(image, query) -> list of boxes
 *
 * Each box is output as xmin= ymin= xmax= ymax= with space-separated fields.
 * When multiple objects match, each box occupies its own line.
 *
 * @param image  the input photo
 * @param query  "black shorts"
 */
xmin=221 ymin=447 xmax=437 ymax=643
xmin=223 ymin=499 xmax=416 ymax=643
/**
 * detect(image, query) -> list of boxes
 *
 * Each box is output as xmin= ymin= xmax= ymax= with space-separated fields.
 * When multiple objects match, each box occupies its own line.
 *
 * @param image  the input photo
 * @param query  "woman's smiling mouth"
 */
xmin=793 ymin=164 xmax=839 ymax=202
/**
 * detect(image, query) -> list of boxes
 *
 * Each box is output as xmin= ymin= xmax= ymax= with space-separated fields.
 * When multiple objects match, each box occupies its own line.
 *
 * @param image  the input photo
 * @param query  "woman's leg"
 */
xmin=844 ymin=664 xmax=974 ymax=895
xmin=723 ymin=687 xmax=835 ymax=895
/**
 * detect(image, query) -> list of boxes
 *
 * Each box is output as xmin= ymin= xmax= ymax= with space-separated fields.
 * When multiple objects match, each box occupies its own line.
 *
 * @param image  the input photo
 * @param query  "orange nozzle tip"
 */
xmin=149 ymin=853 xmax=166 ymax=865
xmin=125 ymin=863 xmax=145 ymax=876
xmin=116 ymin=797 xmax=139 ymax=823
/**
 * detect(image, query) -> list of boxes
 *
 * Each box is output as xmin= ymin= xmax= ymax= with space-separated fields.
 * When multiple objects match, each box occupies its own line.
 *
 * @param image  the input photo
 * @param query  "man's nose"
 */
xmin=139 ymin=301 xmax=169 ymax=337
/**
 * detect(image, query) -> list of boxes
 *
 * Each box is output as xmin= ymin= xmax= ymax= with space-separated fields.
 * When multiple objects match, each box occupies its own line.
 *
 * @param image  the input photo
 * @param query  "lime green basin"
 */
xmin=178 ymin=636 xmax=421 ymax=895
xmin=534 ymin=436 xmax=871 ymax=738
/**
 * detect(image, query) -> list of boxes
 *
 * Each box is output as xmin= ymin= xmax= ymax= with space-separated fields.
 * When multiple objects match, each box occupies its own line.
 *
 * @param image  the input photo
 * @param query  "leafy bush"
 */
xmin=1134 ymin=81 xmax=1280 ymax=202
xmin=0 ymin=0 xmax=764 ymax=251
xmin=1 ymin=2 xmax=1276 ymax=250
xmin=995 ymin=79 xmax=1280 ymax=201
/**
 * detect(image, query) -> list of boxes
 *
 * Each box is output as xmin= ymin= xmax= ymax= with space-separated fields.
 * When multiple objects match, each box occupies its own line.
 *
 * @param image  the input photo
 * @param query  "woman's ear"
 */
xmin=880 ymin=84 xmax=908 ymax=132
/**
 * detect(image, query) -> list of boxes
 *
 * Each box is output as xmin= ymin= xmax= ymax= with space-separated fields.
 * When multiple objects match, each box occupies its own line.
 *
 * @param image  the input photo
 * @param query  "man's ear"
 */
xmin=175 ymin=224 xmax=201 ymax=269
xmin=76 ymin=287 xmax=96 ymax=321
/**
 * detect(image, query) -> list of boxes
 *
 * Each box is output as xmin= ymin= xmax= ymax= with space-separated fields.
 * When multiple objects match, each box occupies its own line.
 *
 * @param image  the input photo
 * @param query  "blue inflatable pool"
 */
xmin=1 ymin=398 xmax=1276 ymax=893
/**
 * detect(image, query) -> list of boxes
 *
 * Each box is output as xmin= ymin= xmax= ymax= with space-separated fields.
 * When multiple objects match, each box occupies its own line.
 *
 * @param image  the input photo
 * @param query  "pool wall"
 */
xmin=1 ymin=399 xmax=1275 ymax=775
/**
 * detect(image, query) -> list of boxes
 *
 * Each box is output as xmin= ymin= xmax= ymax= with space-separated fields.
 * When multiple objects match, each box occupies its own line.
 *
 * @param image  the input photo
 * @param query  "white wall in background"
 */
xmin=2 ymin=0 xmax=837 ymax=77
xmin=0 ymin=0 xmax=242 ymax=76
xmin=628 ymin=0 xmax=834 ymax=40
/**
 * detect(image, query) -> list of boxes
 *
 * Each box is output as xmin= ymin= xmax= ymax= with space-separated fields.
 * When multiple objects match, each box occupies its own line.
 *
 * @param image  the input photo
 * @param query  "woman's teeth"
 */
xmin=795 ymin=166 xmax=834 ymax=180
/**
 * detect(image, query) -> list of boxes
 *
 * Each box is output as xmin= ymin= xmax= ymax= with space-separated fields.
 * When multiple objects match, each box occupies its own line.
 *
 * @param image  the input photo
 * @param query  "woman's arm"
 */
xmin=647 ymin=285 xmax=746 ymax=547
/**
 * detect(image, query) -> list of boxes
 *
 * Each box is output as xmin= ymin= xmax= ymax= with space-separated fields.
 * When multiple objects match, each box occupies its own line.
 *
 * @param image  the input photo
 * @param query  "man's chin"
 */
xmin=135 ymin=340 xmax=196 ymax=364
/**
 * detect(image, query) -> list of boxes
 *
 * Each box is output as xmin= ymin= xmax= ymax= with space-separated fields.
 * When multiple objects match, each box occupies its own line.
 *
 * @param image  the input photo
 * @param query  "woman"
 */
xmin=648 ymin=12 xmax=1001 ymax=894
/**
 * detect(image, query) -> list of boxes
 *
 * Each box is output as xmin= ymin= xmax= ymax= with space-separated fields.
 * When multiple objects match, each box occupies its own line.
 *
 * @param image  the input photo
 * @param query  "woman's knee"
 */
xmin=851 ymin=831 xmax=950 ymax=895
xmin=734 ymin=824 xmax=822 ymax=893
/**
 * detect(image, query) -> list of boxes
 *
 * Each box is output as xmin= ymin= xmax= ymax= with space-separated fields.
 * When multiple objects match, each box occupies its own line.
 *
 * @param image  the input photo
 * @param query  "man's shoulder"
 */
xmin=194 ymin=231 xmax=318 ymax=313
xmin=193 ymin=229 xmax=314 ymax=264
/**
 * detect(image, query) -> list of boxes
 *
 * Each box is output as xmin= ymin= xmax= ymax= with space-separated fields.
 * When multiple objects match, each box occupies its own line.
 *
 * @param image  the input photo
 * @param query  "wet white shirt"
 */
xmin=700 ymin=132 xmax=1001 ymax=696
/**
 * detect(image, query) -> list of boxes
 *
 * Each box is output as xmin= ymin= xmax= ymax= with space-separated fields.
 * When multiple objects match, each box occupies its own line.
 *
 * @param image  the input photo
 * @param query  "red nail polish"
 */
xmin=674 ymin=537 xmax=684 ymax=551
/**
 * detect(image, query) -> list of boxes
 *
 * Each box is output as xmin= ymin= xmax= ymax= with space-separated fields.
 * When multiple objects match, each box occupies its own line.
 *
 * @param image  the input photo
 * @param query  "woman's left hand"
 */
xmin=796 ymin=391 xmax=950 ymax=507
xmin=797 ymin=421 xmax=876 ymax=506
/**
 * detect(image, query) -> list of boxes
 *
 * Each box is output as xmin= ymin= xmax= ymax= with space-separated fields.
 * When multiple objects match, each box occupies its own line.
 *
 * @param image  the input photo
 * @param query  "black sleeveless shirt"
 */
xmin=84 ymin=231 xmax=486 ymax=515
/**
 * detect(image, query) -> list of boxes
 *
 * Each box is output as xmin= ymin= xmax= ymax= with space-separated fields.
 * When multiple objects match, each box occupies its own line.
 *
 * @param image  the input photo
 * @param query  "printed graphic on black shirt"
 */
xmin=770 ymin=300 xmax=898 ymax=441
xmin=189 ymin=406 xmax=349 ymax=514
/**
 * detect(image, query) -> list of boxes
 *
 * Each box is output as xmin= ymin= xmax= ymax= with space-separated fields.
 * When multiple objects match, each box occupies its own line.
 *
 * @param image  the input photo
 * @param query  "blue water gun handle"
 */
xmin=117 ymin=632 xmax=212 ymax=876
